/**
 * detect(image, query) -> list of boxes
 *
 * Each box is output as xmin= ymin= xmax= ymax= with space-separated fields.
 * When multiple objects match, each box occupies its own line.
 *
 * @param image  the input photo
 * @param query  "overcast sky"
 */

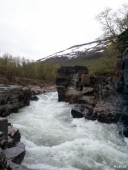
xmin=0 ymin=0 xmax=127 ymax=60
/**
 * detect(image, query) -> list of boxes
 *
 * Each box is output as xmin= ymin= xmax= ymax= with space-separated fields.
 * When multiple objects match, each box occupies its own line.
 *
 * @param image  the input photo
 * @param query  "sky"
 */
xmin=0 ymin=0 xmax=127 ymax=60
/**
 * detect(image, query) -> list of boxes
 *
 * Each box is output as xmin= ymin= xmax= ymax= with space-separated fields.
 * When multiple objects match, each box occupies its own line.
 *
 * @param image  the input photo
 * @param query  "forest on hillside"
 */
xmin=0 ymin=54 xmax=59 ymax=83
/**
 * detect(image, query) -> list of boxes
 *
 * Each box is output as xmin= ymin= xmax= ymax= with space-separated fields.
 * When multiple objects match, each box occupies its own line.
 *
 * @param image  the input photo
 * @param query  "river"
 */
xmin=9 ymin=92 xmax=128 ymax=170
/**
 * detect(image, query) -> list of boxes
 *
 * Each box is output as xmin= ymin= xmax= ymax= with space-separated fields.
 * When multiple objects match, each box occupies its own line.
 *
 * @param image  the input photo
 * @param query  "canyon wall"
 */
xmin=56 ymin=66 xmax=122 ymax=123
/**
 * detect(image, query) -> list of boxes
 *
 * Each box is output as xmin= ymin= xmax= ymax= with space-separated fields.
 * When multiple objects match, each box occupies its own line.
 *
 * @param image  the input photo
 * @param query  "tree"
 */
xmin=96 ymin=4 xmax=128 ymax=40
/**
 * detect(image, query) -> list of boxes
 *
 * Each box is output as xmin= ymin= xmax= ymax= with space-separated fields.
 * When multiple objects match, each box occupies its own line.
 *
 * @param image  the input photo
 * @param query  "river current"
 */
xmin=9 ymin=92 xmax=128 ymax=170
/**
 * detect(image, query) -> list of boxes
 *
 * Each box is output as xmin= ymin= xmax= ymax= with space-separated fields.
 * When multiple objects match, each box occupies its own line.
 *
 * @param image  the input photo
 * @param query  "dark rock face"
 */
xmin=0 ymin=85 xmax=31 ymax=117
xmin=8 ymin=125 xmax=21 ymax=148
xmin=0 ymin=85 xmax=41 ymax=169
xmin=56 ymin=66 xmax=89 ymax=102
xmin=0 ymin=118 xmax=27 ymax=170
xmin=120 ymin=49 xmax=128 ymax=136
xmin=0 ymin=148 xmax=8 ymax=170
xmin=56 ymin=66 xmax=122 ymax=123
xmin=117 ymin=29 xmax=128 ymax=136
xmin=30 ymin=95 xmax=38 ymax=101
xmin=0 ymin=118 xmax=8 ymax=149
xmin=71 ymin=105 xmax=84 ymax=118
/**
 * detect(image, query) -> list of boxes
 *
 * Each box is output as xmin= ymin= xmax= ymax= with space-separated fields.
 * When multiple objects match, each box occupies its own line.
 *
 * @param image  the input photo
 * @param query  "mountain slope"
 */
xmin=38 ymin=39 xmax=110 ymax=65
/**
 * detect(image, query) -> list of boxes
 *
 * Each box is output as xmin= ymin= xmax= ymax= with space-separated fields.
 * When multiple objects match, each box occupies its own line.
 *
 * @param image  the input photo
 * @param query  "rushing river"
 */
xmin=9 ymin=92 xmax=128 ymax=170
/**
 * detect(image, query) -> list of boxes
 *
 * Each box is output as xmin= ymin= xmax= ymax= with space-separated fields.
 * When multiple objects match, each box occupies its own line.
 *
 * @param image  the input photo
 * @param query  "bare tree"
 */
xmin=96 ymin=4 xmax=128 ymax=39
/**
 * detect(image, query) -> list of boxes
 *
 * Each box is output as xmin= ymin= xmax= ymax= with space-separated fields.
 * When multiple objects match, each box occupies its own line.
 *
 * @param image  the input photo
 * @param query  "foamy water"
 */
xmin=9 ymin=92 xmax=128 ymax=170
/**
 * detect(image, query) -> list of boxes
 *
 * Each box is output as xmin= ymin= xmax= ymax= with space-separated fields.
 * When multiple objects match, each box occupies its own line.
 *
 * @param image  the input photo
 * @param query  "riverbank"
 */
xmin=0 ymin=84 xmax=56 ymax=170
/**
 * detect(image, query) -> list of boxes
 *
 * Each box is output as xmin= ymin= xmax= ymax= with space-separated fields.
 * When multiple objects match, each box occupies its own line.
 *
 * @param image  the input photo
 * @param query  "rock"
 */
xmin=93 ymin=102 xmax=121 ymax=123
xmin=4 ymin=147 xmax=25 ymax=164
xmin=0 ymin=118 xmax=8 ymax=149
xmin=78 ymin=96 xmax=95 ymax=105
xmin=121 ymin=106 xmax=128 ymax=128
xmin=71 ymin=107 xmax=84 ymax=118
xmin=57 ymin=86 xmax=67 ymax=102
xmin=15 ymin=142 xmax=25 ymax=150
xmin=56 ymin=66 xmax=90 ymax=102
xmin=27 ymin=85 xmax=42 ymax=95
xmin=65 ymin=88 xmax=80 ymax=103
xmin=81 ymin=87 xmax=94 ymax=95
xmin=117 ymin=33 xmax=128 ymax=136
xmin=30 ymin=95 xmax=38 ymax=101
xmin=71 ymin=105 xmax=91 ymax=119
xmin=0 ymin=118 xmax=8 ymax=139
xmin=0 ymin=147 xmax=9 ymax=170
xmin=123 ymin=127 xmax=128 ymax=137
xmin=8 ymin=126 xmax=21 ymax=144
xmin=56 ymin=66 xmax=122 ymax=125
xmin=7 ymin=143 xmax=27 ymax=169
xmin=0 ymin=85 xmax=31 ymax=117
xmin=7 ymin=136 xmax=15 ymax=148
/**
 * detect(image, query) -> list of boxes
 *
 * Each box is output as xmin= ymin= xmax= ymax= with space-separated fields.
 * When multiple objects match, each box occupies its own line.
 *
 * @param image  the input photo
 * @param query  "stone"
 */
xmin=0 ymin=118 xmax=8 ymax=137
xmin=8 ymin=126 xmax=21 ymax=144
xmin=56 ymin=86 xmax=67 ymax=102
xmin=7 ymin=136 xmax=15 ymax=148
xmin=65 ymin=88 xmax=80 ymax=103
xmin=56 ymin=66 xmax=122 ymax=125
xmin=15 ymin=142 xmax=25 ymax=150
xmin=78 ymin=96 xmax=95 ymax=105
xmin=56 ymin=66 xmax=89 ymax=102
xmin=30 ymin=95 xmax=38 ymax=101
xmin=121 ymin=106 xmax=128 ymax=127
xmin=4 ymin=147 xmax=25 ymax=164
xmin=0 ymin=85 xmax=31 ymax=117
xmin=0 ymin=147 xmax=8 ymax=170
xmin=71 ymin=104 xmax=93 ymax=119
xmin=81 ymin=87 xmax=94 ymax=95
xmin=0 ymin=139 xmax=7 ymax=150
xmin=71 ymin=107 xmax=84 ymax=118
xmin=93 ymin=102 xmax=120 ymax=123
xmin=27 ymin=85 xmax=43 ymax=95
xmin=0 ymin=131 xmax=4 ymax=139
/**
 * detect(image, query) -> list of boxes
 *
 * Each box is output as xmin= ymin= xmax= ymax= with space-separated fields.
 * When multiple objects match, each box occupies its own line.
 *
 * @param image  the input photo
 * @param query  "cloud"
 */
xmin=0 ymin=0 xmax=127 ymax=60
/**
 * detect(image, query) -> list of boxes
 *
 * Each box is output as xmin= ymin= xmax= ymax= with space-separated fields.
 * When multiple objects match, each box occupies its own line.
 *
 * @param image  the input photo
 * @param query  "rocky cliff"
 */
xmin=117 ymin=29 xmax=128 ymax=136
xmin=56 ymin=66 xmax=122 ymax=123
xmin=0 ymin=117 xmax=31 ymax=170
xmin=120 ymin=48 xmax=128 ymax=136
xmin=0 ymin=85 xmax=32 ymax=117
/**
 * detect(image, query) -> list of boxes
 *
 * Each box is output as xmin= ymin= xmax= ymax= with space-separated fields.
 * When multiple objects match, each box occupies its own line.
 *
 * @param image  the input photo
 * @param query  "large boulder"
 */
xmin=7 ymin=125 xmax=21 ymax=148
xmin=0 ymin=118 xmax=8 ymax=149
xmin=0 ymin=85 xmax=31 ymax=117
xmin=56 ymin=66 xmax=122 ymax=124
xmin=93 ymin=101 xmax=121 ymax=123
xmin=119 ymin=48 xmax=128 ymax=136
xmin=0 ymin=147 xmax=9 ymax=170
xmin=4 ymin=146 xmax=25 ymax=165
xmin=71 ymin=105 xmax=84 ymax=118
xmin=56 ymin=66 xmax=89 ymax=102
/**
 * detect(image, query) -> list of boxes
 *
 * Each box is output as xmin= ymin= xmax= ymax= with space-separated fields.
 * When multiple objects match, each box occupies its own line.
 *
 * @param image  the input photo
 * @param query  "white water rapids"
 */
xmin=9 ymin=92 xmax=128 ymax=170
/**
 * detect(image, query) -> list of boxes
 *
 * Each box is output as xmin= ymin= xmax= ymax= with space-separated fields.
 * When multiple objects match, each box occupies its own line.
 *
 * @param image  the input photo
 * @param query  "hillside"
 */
xmin=38 ymin=38 xmax=117 ymax=75
xmin=38 ymin=39 xmax=110 ymax=65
